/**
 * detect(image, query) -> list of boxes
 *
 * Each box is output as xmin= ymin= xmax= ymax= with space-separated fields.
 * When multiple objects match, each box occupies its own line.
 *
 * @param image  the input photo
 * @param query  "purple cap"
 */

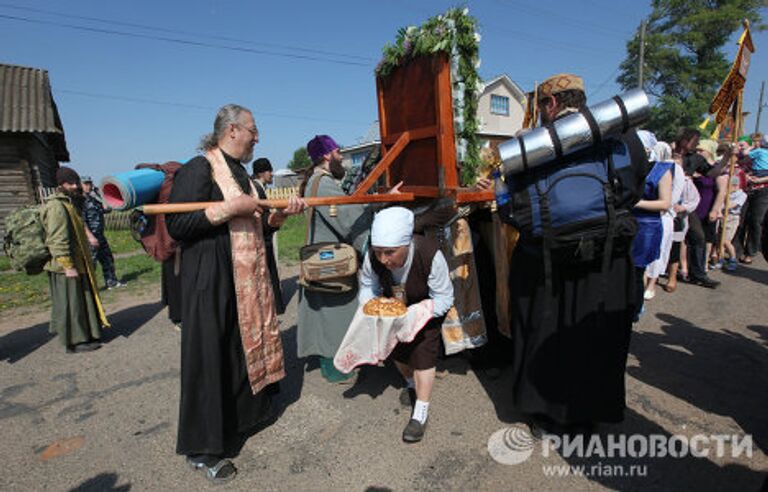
xmin=307 ymin=135 xmax=339 ymax=163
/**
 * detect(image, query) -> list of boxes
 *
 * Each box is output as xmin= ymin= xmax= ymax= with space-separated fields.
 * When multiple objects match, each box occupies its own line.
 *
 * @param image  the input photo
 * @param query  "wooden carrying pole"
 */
xmin=139 ymin=192 xmax=416 ymax=215
xmin=718 ymin=91 xmax=744 ymax=258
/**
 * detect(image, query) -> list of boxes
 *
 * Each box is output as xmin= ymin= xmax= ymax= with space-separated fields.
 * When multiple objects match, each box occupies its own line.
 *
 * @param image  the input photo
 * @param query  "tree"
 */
xmin=617 ymin=0 xmax=765 ymax=140
xmin=287 ymin=146 xmax=312 ymax=171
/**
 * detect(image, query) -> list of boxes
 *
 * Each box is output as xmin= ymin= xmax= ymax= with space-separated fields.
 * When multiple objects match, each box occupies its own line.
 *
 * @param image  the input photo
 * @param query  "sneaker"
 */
xmin=643 ymin=289 xmax=656 ymax=301
xmin=709 ymin=260 xmax=723 ymax=270
xmin=402 ymin=418 xmax=427 ymax=443
xmin=107 ymin=281 xmax=127 ymax=290
xmin=399 ymin=387 xmax=416 ymax=408
xmin=725 ymin=259 xmax=738 ymax=272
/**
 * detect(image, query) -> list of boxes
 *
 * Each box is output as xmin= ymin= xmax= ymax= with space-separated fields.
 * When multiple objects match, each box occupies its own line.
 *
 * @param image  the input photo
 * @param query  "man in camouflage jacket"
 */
xmin=82 ymin=176 xmax=124 ymax=289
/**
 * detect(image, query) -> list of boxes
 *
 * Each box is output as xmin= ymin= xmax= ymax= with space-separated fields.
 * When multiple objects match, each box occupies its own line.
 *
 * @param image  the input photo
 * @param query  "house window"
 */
xmin=490 ymin=94 xmax=510 ymax=116
xmin=352 ymin=151 xmax=369 ymax=166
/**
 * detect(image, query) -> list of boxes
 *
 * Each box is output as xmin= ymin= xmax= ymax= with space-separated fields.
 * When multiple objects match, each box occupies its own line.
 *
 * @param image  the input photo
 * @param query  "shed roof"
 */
xmin=0 ymin=63 xmax=69 ymax=161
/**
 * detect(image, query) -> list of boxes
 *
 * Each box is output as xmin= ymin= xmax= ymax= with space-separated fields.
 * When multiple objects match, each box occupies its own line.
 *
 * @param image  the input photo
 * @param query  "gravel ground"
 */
xmin=1 ymin=260 xmax=766 ymax=491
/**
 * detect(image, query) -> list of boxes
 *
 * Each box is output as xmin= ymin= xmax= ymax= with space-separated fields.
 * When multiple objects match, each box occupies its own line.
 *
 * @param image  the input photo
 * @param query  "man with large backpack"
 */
xmin=41 ymin=167 xmax=110 ymax=353
xmin=501 ymin=74 xmax=648 ymax=435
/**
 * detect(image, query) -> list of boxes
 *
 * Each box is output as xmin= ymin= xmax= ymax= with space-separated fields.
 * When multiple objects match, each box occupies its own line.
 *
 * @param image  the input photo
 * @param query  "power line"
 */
xmin=492 ymin=0 xmax=632 ymax=38
xmin=0 ymin=2 xmax=376 ymax=62
xmin=480 ymin=20 xmax=616 ymax=57
xmin=56 ymin=89 xmax=372 ymax=125
xmin=587 ymin=67 xmax=622 ymax=99
xmin=0 ymin=12 xmax=372 ymax=68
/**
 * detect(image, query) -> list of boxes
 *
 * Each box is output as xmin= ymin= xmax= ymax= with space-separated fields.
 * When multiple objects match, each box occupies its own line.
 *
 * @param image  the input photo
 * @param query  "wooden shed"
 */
xmin=0 ymin=63 xmax=70 ymax=236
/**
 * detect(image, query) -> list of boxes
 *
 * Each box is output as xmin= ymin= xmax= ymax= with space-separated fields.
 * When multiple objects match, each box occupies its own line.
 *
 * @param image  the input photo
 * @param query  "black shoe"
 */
xmin=526 ymin=420 xmax=545 ymax=441
xmin=399 ymin=388 xmax=416 ymax=408
xmin=69 ymin=342 xmax=102 ymax=353
xmin=402 ymin=418 xmax=427 ymax=443
xmin=690 ymin=276 xmax=719 ymax=289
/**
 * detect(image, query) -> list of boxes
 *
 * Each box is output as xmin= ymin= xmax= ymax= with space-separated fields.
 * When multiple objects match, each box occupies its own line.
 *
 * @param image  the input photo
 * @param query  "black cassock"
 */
xmin=167 ymin=153 xmax=272 ymax=457
xmin=507 ymin=239 xmax=637 ymax=425
xmin=161 ymin=255 xmax=182 ymax=324
xmin=253 ymin=180 xmax=285 ymax=314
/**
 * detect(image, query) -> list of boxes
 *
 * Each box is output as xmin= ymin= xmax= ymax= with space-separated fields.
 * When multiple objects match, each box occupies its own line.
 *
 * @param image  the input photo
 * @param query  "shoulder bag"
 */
xmin=299 ymin=174 xmax=359 ymax=293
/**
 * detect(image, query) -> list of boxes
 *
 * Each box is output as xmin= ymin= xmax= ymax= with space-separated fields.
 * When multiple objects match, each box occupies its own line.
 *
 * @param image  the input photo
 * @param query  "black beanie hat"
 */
xmin=252 ymin=158 xmax=273 ymax=175
xmin=56 ymin=166 xmax=81 ymax=185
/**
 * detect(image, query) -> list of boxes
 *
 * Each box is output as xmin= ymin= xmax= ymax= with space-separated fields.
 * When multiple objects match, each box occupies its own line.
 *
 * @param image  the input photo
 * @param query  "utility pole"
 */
xmin=638 ymin=20 xmax=647 ymax=89
xmin=756 ymin=80 xmax=765 ymax=133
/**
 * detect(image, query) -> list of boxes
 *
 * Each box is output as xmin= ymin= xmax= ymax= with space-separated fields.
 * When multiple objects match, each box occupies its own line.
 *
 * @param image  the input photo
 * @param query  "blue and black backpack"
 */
xmin=501 ymin=131 xmax=648 ymax=273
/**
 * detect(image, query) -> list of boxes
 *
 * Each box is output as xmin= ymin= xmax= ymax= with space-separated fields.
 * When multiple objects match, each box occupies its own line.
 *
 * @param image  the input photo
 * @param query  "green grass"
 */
xmin=0 ymin=230 xmax=159 ymax=313
xmin=0 ymin=218 xmax=302 ymax=312
xmin=105 ymin=229 xmax=144 ymax=255
xmin=276 ymin=213 xmax=306 ymax=264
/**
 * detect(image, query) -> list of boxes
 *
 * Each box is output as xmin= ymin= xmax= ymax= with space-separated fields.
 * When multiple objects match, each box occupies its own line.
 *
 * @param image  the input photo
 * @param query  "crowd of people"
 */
xmin=36 ymin=75 xmax=767 ymax=484
xmin=631 ymin=127 xmax=768 ymax=320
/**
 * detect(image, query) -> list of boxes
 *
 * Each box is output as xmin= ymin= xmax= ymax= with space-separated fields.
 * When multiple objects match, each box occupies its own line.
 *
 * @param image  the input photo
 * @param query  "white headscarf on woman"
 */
xmin=637 ymin=129 xmax=659 ymax=162
xmin=371 ymin=207 xmax=414 ymax=247
xmin=653 ymin=141 xmax=672 ymax=162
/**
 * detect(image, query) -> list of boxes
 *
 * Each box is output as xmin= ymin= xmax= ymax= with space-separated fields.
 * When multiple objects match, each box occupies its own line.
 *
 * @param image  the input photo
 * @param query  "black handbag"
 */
xmin=673 ymin=212 xmax=686 ymax=232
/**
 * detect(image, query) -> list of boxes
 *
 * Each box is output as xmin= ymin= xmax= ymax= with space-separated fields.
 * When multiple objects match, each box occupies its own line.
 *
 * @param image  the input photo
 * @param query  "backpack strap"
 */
xmin=612 ymin=96 xmax=630 ymax=134
xmin=304 ymin=174 xmax=322 ymax=244
xmin=581 ymin=107 xmax=603 ymax=147
xmin=538 ymin=191 xmax=555 ymax=300
xmin=304 ymin=173 xmax=347 ymax=245
xmin=546 ymin=124 xmax=564 ymax=162
xmin=598 ymin=147 xmax=619 ymax=316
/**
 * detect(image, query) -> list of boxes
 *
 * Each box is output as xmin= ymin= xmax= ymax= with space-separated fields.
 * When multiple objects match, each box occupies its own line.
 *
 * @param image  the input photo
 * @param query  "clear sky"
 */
xmin=2 ymin=0 xmax=766 ymax=183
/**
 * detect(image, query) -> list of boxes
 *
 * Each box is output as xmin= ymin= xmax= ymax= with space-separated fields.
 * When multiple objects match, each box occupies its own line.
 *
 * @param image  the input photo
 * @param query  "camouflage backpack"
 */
xmin=3 ymin=205 xmax=50 ymax=275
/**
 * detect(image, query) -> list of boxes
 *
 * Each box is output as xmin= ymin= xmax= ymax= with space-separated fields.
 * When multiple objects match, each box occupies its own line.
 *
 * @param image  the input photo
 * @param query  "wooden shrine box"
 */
xmin=353 ymin=53 xmax=492 ymax=203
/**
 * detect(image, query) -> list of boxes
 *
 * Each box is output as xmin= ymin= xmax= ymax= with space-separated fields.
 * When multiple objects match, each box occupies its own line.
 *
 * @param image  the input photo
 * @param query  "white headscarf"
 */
xmin=654 ymin=141 xmax=672 ymax=162
xmin=637 ymin=129 xmax=659 ymax=162
xmin=371 ymin=207 xmax=414 ymax=247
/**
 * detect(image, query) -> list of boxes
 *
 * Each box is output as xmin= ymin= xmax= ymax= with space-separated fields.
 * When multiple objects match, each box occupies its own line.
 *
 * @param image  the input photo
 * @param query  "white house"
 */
xmin=340 ymin=121 xmax=380 ymax=170
xmin=476 ymin=74 xmax=526 ymax=148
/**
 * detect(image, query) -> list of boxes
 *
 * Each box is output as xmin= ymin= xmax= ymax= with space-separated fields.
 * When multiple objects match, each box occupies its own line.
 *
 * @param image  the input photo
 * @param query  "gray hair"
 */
xmin=198 ymin=104 xmax=254 ymax=151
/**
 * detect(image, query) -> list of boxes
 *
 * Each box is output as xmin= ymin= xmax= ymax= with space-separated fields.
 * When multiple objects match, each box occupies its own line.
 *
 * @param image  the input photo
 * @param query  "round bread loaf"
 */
xmin=363 ymin=297 xmax=407 ymax=317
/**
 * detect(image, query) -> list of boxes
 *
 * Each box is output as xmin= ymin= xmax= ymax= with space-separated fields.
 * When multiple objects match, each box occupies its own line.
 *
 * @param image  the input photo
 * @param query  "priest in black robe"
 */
xmin=167 ymin=104 xmax=303 ymax=483
xmin=251 ymin=157 xmax=285 ymax=314
xmin=503 ymin=74 xmax=646 ymax=434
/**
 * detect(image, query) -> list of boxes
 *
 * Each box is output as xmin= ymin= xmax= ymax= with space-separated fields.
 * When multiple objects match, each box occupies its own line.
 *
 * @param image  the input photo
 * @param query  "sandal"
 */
xmin=187 ymin=457 xmax=237 ymax=484
xmin=739 ymin=256 xmax=753 ymax=264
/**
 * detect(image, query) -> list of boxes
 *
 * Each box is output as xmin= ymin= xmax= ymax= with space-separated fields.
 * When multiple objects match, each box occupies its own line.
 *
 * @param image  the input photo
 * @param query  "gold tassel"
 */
xmin=699 ymin=115 xmax=711 ymax=130
xmin=711 ymin=123 xmax=722 ymax=140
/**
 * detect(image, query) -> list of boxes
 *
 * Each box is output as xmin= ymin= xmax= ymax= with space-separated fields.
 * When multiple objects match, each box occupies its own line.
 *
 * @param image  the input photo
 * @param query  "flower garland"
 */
xmin=376 ymin=8 xmax=482 ymax=185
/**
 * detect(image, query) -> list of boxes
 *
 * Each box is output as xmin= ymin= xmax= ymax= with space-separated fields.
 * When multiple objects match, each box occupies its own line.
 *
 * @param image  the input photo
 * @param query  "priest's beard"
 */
xmin=63 ymin=187 xmax=85 ymax=211
xmin=329 ymin=160 xmax=346 ymax=180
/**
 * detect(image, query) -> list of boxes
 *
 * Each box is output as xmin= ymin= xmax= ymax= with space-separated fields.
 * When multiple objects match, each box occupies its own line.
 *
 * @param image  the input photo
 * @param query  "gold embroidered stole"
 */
xmin=62 ymin=201 xmax=110 ymax=328
xmin=206 ymin=149 xmax=285 ymax=394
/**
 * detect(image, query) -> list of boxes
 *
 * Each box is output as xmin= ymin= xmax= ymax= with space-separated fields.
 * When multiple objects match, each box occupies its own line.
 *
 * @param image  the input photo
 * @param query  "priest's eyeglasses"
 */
xmin=238 ymin=124 xmax=259 ymax=137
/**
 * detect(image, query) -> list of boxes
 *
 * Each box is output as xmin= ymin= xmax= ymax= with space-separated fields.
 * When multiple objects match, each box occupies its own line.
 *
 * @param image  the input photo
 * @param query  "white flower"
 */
xmin=475 ymin=58 xmax=481 ymax=69
xmin=462 ymin=7 xmax=469 ymax=16
xmin=474 ymin=32 xmax=481 ymax=43
xmin=406 ymin=26 xmax=417 ymax=35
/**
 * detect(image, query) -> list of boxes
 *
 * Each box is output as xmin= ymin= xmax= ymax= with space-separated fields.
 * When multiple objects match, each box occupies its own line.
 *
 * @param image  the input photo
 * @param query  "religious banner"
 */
xmin=708 ymin=21 xmax=754 ymax=125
